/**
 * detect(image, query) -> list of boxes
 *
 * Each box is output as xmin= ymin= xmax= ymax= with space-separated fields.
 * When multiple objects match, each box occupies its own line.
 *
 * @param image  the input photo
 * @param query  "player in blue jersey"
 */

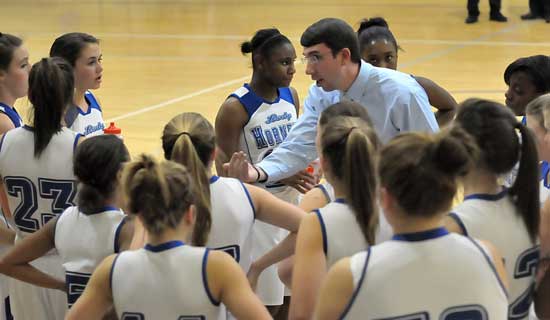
xmin=67 ymin=155 xmax=271 ymax=320
xmin=50 ymin=32 xmax=105 ymax=136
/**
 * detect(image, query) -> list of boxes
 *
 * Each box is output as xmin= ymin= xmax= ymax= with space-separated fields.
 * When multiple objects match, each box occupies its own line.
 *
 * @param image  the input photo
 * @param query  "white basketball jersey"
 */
xmin=208 ymin=176 xmax=255 ymax=271
xmin=66 ymin=91 xmax=105 ymax=137
xmin=341 ymin=229 xmax=508 ymax=319
xmin=316 ymin=199 xmax=369 ymax=268
xmin=0 ymin=126 xmax=80 ymax=240
xmin=230 ymin=84 xmax=297 ymax=197
xmin=450 ymin=191 xmax=539 ymax=319
xmin=111 ymin=242 xmax=224 ymax=320
xmin=55 ymin=206 xmax=126 ymax=307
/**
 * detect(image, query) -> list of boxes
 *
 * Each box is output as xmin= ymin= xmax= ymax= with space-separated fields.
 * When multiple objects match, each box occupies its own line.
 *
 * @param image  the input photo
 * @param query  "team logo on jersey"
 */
xmin=83 ymin=122 xmax=105 ymax=136
xmin=250 ymin=123 xmax=294 ymax=150
xmin=265 ymin=112 xmax=292 ymax=125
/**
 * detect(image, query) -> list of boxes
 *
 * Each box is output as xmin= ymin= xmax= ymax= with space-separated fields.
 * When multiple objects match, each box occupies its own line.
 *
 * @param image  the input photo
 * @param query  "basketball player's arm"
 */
xmin=414 ymin=76 xmax=457 ymax=127
xmin=66 ymin=255 xmax=115 ymax=320
xmin=0 ymin=218 xmax=64 ymax=290
xmin=534 ymin=257 xmax=550 ymax=319
xmin=214 ymin=97 xmax=249 ymax=176
xmin=314 ymin=257 xmax=354 ymax=320
xmin=478 ymin=240 xmax=510 ymax=290
xmin=207 ymin=250 xmax=271 ymax=320
xmin=274 ymin=187 xmax=329 ymax=287
xmin=290 ymin=214 xmax=327 ymax=320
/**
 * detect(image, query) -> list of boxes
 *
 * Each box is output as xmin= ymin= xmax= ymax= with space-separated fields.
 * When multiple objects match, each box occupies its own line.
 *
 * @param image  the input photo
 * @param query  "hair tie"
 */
xmin=177 ymin=131 xmax=192 ymax=139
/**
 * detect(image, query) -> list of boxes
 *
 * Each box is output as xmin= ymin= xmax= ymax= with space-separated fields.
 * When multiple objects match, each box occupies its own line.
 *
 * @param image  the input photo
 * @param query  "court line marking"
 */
xmin=107 ymin=76 xmax=249 ymax=122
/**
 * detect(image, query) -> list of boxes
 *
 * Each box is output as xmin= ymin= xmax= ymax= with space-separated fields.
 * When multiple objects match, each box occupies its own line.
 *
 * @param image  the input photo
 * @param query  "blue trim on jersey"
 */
xmin=315 ymin=184 xmax=332 ymax=203
xmin=84 ymin=91 xmax=102 ymax=112
xmin=209 ymin=175 xmax=219 ymax=184
xmin=88 ymin=206 xmax=120 ymax=215
xmin=0 ymin=131 xmax=7 ymax=154
xmin=334 ymin=198 xmax=346 ymax=204
xmin=239 ymin=181 xmax=256 ymax=219
xmin=230 ymin=83 xmax=294 ymax=119
xmin=114 ymin=216 xmax=127 ymax=254
xmin=466 ymin=237 xmax=509 ymax=298
xmin=521 ymin=116 xmax=526 ymax=125
xmin=22 ymin=124 xmax=33 ymax=131
xmin=73 ymin=133 xmax=83 ymax=152
xmin=109 ymin=253 xmax=122 ymax=290
xmin=144 ymin=240 xmax=185 ymax=252
xmin=315 ymin=209 xmax=328 ymax=256
xmin=392 ymin=227 xmax=449 ymax=242
xmin=463 ymin=188 xmax=508 ymax=201
xmin=448 ymin=212 xmax=469 ymax=236
xmin=339 ymin=248 xmax=371 ymax=320
xmin=202 ymin=248 xmax=221 ymax=306
xmin=0 ymin=102 xmax=23 ymax=128
xmin=541 ymin=161 xmax=550 ymax=189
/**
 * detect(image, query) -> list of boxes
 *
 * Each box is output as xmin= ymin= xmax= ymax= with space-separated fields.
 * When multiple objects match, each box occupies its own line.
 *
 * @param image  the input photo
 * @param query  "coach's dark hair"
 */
xmin=0 ymin=33 xmax=23 ymax=71
xmin=320 ymin=115 xmax=379 ymax=245
xmin=456 ymin=98 xmax=539 ymax=243
xmin=50 ymin=32 xmax=99 ymax=66
xmin=241 ymin=28 xmax=292 ymax=68
xmin=504 ymin=55 xmax=550 ymax=94
xmin=357 ymin=17 xmax=399 ymax=55
xmin=380 ymin=127 xmax=478 ymax=218
xmin=74 ymin=135 xmax=129 ymax=215
xmin=320 ymin=100 xmax=373 ymax=127
xmin=301 ymin=18 xmax=361 ymax=64
xmin=162 ymin=112 xmax=214 ymax=246
xmin=28 ymin=57 xmax=74 ymax=157
xmin=122 ymin=155 xmax=200 ymax=238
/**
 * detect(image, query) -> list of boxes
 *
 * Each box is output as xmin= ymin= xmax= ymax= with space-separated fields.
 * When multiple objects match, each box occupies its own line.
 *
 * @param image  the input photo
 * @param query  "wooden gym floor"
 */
xmin=3 ymin=0 xmax=550 ymax=157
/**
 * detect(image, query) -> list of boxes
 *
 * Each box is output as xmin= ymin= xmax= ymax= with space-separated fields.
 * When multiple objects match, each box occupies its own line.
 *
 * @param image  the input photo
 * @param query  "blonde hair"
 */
xmin=320 ymin=116 xmax=379 ymax=245
xmin=526 ymin=93 xmax=550 ymax=130
xmin=122 ymin=155 xmax=201 ymax=239
xmin=162 ymin=112 xmax=215 ymax=246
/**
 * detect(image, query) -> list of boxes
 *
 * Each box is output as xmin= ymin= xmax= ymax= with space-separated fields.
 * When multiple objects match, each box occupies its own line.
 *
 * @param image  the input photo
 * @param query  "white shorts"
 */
xmin=9 ymin=254 xmax=67 ymax=320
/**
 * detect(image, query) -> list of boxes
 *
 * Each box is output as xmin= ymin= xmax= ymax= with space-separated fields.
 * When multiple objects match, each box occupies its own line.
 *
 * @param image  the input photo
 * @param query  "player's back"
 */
xmin=451 ymin=192 xmax=538 ymax=319
xmin=342 ymin=230 xmax=508 ymax=319
xmin=111 ymin=243 xmax=224 ymax=320
xmin=0 ymin=126 xmax=80 ymax=239
xmin=55 ymin=206 xmax=126 ymax=307
xmin=208 ymin=176 xmax=255 ymax=271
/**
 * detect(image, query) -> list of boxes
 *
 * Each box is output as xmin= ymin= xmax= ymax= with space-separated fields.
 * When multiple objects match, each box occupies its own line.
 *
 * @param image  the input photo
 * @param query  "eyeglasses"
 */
xmin=301 ymin=50 xmax=333 ymax=65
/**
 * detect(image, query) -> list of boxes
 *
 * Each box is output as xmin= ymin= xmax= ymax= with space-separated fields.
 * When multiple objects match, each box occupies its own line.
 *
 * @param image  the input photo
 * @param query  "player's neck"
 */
xmin=0 ymin=91 xmax=16 ymax=107
xmin=249 ymin=75 xmax=278 ymax=102
xmin=74 ymin=88 xmax=88 ymax=112
xmin=340 ymin=61 xmax=361 ymax=92
xmin=462 ymin=168 xmax=502 ymax=196
xmin=390 ymin=214 xmax=444 ymax=235
xmin=147 ymin=226 xmax=191 ymax=246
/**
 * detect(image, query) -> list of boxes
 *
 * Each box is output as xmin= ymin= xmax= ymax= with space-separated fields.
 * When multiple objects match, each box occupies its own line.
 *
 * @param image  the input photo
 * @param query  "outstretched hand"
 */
xmin=279 ymin=169 xmax=318 ymax=194
xmin=223 ymin=151 xmax=258 ymax=183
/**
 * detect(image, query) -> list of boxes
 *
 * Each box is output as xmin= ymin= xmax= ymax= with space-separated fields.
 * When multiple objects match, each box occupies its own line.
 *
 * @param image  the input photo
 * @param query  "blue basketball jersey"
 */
xmin=0 ymin=103 xmax=23 ymax=128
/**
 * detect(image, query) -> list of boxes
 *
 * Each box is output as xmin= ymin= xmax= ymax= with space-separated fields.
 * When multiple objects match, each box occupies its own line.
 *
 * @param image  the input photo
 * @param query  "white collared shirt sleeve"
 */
xmin=257 ymin=85 xmax=329 ymax=183
xmin=389 ymin=88 xmax=439 ymax=136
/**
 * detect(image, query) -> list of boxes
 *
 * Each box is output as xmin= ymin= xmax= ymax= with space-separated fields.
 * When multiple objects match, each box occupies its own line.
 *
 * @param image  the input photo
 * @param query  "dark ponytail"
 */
xmin=28 ymin=57 xmax=74 ymax=157
xmin=456 ymin=98 xmax=540 ymax=243
xmin=74 ymin=135 xmax=129 ymax=214
xmin=357 ymin=17 xmax=399 ymax=53
xmin=379 ymin=127 xmax=479 ymax=217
